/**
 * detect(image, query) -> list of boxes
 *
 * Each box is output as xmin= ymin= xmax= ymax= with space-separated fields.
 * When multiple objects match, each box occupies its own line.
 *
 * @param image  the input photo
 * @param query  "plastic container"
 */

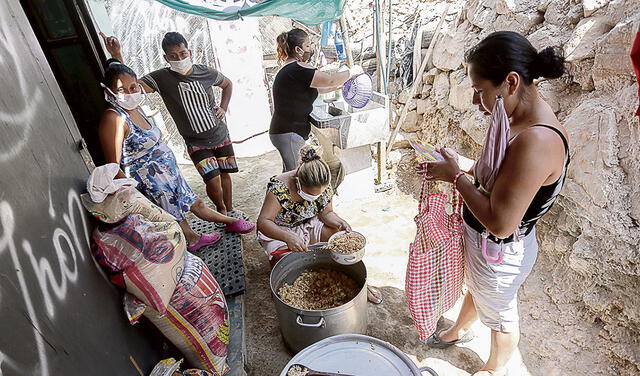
xmin=334 ymin=31 xmax=346 ymax=61
xmin=342 ymin=72 xmax=373 ymax=109
xmin=328 ymin=230 xmax=366 ymax=265
xmin=320 ymin=21 xmax=333 ymax=47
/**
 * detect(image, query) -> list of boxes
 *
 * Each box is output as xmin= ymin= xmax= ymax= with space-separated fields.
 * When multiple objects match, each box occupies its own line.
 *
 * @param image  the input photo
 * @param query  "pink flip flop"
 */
xmin=225 ymin=218 xmax=255 ymax=234
xmin=187 ymin=232 xmax=222 ymax=252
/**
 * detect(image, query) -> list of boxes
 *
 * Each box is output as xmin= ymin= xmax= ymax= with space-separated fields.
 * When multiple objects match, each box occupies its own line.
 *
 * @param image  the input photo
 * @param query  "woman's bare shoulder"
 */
xmin=99 ymin=109 xmax=129 ymax=134
xmin=520 ymin=123 xmax=568 ymax=148
xmin=100 ymin=108 xmax=126 ymax=124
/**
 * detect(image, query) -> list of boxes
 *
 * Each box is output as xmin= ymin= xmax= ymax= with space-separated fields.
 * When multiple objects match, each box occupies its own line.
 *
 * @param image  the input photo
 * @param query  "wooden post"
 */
xmin=338 ymin=15 xmax=354 ymax=67
xmin=386 ymin=4 xmax=450 ymax=155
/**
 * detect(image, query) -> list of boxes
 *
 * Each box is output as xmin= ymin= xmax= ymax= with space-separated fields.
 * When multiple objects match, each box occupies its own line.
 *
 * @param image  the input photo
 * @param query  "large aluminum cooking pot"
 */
xmin=270 ymin=250 xmax=367 ymax=353
xmin=279 ymin=334 xmax=439 ymax=376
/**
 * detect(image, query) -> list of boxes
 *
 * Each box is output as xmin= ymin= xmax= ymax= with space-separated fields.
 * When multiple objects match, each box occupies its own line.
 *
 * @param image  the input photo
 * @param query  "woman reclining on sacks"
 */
xmin=98 ymin=59 xmax=255 ymax=252
xmin=257 ymin=147 xmax=382 ymax=304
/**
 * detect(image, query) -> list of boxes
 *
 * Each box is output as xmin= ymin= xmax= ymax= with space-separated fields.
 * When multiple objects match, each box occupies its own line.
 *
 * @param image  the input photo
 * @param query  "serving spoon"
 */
xmin=271 ymin=242 xmax=330 ymax=257
xmin=287 ymin=363 xmax=355 ymax=376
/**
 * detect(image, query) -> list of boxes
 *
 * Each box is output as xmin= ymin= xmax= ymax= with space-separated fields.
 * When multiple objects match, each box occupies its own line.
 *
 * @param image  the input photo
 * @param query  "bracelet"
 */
xmin=452 ymin=171 xmax=465 ymax=190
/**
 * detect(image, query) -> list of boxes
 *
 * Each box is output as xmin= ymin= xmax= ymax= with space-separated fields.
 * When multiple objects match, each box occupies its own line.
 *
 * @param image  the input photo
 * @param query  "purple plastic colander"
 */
xmin=342 ymin=72 xmax=373 ymax=109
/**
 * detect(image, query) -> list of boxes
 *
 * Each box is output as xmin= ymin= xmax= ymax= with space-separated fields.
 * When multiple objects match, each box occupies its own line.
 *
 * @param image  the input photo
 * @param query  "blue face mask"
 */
xmin=296 ymin=178 xmax=322 ymax=201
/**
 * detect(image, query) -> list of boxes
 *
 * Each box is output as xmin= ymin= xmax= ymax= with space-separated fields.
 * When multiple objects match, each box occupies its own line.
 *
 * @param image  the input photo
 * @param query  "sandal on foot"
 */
xmin=187 ymin=232 xmax=222 ymax=252
xmin=367 ymin=286 xmax=384 ymax=304
xmin=426 ymin=329 xmax=474 ymax=349
xmin=225 ymin=218 xmax=255 ymax=234
xmin=227 ymin=209 xmax=249 ymax=220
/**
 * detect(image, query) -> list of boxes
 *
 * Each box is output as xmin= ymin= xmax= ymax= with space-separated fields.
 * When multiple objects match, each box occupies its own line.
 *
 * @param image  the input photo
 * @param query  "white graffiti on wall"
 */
xmin=0 ymin=189 xmax=90 ymax=376
xmin=0 ymin=12 xmax=43 ymax=162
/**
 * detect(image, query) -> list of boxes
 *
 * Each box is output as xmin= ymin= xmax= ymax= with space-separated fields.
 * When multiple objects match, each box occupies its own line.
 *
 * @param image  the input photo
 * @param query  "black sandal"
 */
xmin=426 ymin=328 xmax=474 ymax=349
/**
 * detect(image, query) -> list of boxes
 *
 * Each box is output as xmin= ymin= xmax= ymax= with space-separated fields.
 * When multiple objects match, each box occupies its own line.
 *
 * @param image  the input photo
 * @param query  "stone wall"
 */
xmin=381 ymin=0 xmax=640 ymax=374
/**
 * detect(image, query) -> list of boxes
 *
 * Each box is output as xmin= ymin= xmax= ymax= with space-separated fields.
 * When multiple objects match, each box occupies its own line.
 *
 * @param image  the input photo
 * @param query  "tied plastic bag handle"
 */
xmin=418 ymin=176 xmax=463 ymax=215
xmin=417 ymin=175 xmax=432 ymax=213
xmin=451 ymin=184 xmax=463 ymax=217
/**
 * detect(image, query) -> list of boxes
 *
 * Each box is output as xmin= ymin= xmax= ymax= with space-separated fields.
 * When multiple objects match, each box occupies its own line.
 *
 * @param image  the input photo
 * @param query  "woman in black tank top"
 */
xmin=269 ymin=28 xmax=363 ymax=171
xmin=417 ymin=31 xmax=569 ymax=376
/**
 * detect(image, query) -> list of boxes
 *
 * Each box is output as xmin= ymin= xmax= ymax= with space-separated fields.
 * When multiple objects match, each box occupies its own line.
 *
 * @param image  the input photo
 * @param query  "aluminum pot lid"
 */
xmin=279 ymin=334 xmax=421 ymax=376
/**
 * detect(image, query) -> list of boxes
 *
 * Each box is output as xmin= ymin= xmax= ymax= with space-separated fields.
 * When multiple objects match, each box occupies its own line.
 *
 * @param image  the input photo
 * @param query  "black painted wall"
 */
xmin=0 ymin=1 xmax=161 ymax=375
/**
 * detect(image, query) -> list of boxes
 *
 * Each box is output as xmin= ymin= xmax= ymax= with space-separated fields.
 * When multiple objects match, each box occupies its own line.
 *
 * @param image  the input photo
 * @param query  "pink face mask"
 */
xmin=475 ymin=95 xmax=510 ymax=194
xmin=475 ymin=95 xmax=513 ymax=263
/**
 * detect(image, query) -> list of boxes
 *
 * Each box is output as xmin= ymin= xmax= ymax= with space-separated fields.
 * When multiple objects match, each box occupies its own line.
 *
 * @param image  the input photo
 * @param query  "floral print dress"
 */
xmin=113 ymin=106 xmax=197 ymax=222
xmin=266 ymin=176 xmax=334 ymax=227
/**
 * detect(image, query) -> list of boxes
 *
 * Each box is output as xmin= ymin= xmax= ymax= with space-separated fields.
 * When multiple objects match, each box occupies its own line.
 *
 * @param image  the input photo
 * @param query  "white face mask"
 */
xmin=168 ymin=56 xmax=193 ymax=75
xmin=296 ymin=178 xmax=322 ymax=202
xmin=101 ymin=83 xmax=144 ymax=110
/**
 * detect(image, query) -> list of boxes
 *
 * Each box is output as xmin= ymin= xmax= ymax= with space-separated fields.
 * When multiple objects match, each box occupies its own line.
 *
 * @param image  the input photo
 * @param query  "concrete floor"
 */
xmin=181 ymin=150 xmax=535 ymax=376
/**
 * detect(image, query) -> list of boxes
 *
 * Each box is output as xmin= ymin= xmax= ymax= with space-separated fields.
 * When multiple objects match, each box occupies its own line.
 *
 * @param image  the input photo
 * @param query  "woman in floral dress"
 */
xmin=98 ymin=60 xmax=254 ymax=251
xmin=256 ymin=147 xmax=382 ymax=303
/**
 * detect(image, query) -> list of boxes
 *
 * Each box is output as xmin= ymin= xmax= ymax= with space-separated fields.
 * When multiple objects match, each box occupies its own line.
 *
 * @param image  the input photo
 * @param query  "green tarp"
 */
xmin=154 ymin=0 xmax=346 ymax=25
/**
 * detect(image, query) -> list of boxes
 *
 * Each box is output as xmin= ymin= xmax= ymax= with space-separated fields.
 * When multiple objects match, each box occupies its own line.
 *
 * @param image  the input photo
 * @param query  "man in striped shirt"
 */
xmin=104 ymin=32 xmax=240 ymax=216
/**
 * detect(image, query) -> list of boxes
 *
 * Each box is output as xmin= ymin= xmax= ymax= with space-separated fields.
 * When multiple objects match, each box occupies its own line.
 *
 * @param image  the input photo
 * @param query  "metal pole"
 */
xmin=386 ymin=0 xmax=392 ymax=86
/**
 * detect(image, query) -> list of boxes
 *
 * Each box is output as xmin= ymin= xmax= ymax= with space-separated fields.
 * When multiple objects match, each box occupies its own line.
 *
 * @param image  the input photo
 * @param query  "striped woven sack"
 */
xmin=406 ymin=178 xmax=465 ymax=340
xmin=143 ymin=252 xmax=229 ymax=375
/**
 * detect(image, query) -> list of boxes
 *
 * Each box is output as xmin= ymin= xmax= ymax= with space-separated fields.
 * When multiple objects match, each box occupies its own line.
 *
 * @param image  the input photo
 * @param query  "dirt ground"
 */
xmin=181 ymin=150 xmax=537 ymax=376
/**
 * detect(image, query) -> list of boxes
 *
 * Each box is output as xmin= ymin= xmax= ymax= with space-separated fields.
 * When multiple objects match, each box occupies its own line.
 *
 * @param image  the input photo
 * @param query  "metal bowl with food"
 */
xmin=327 ymin=231 xmax=366 ymax=265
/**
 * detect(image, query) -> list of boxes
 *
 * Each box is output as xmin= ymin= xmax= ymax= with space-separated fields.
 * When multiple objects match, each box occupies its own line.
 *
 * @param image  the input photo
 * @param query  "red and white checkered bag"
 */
xmin=406 ymin=179 xmax=465 ymax=340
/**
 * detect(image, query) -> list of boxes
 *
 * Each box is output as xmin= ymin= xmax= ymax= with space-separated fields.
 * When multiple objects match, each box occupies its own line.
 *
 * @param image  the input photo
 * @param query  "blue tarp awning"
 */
xmin=154 ymin=0 xmax=346 ymax=25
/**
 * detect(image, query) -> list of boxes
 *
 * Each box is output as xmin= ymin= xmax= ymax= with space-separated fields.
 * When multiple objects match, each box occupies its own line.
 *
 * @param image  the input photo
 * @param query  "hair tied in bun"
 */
xmin=535 ymin=47 xmax=565 ymax=80
xmin=300 ymin=147 xmax=321 ymax=163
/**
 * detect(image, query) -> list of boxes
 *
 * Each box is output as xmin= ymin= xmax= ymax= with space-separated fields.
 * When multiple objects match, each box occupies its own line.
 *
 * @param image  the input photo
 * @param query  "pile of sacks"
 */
xmin=81 ymin=164 xmax=229 ymax=375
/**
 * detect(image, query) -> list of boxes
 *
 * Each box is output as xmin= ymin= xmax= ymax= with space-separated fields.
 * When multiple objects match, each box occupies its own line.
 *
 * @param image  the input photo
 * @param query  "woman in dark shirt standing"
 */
xmin=269 ymin=28 xmax=363 ymax=171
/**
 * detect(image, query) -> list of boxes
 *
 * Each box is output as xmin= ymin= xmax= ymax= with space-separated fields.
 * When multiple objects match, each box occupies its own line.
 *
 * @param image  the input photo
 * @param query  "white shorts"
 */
xmin=463 ymin=221 xmax=539 ymax=333
xmin=257 ymin=217 xmax=325 ymax=259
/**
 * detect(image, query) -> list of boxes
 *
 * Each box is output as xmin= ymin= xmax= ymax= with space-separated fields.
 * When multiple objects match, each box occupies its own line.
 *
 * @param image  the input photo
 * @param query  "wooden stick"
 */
xmin=292 ymin=21 xmax=321 ymax=37
xmin=232 ymin=129 xmax=269 ymax=144
xmin=386 ymin=4 xmax=450 ymax=154
xmin=412 ymin=24 xmax=428 ymax=80
xmin=339 ymin=16 xmax=354 ymax=67
xmin=129 ymin=355 xmax=144 ymax=376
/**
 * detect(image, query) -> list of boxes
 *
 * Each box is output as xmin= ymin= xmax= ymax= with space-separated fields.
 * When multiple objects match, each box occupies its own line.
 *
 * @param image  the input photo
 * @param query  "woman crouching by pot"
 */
xmin=419 ymin=31 xmax=569 ymax=375
xmin=257 ymin=147 xmax=382 ymax=304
